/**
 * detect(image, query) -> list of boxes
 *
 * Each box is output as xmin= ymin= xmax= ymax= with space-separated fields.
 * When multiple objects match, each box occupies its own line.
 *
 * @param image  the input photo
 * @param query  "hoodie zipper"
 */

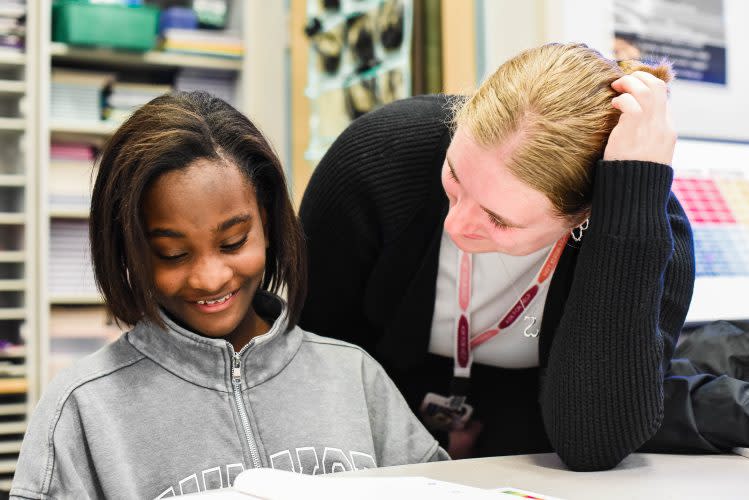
xmin=230 ymin=345 xmax=261 ymax=468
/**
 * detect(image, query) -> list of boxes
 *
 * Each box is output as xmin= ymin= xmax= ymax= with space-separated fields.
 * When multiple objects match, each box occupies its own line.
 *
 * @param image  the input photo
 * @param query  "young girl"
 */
xmin=11 ymin=91 xmax=447 ymax=499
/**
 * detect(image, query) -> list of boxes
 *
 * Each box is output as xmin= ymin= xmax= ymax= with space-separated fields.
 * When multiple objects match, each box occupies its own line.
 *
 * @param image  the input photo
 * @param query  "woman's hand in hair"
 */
xmin=604 ymin=71 xmax=676 ymax=165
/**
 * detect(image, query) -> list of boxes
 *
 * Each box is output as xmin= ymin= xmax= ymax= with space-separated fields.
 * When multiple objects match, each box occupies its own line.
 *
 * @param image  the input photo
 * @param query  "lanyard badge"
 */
xmin=420 ymin=235 xmax=568 ymax=432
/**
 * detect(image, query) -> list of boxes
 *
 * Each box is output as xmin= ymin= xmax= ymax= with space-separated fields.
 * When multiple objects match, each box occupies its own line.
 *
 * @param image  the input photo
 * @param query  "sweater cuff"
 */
xmin=591 ymin=160 xmax=674 ymax=239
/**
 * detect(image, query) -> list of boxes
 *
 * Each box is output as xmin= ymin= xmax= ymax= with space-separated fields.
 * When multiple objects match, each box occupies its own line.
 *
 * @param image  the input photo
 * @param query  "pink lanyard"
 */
xmin=453 ymin=235 xmax=568 ymax=378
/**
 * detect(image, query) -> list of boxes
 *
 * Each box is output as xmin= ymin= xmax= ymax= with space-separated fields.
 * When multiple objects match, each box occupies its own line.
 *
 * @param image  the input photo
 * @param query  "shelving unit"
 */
xmin=0 ymin=117 xmax=24 ymax=130
xmin=48 ymin=293 xmax=103 ymax=305
xmin=49 ymin=119 xmax=119 ymax=137
xmin=0 ymin=80 xmax=25 ymax=95
xmin=0 ymin=251 xmax=25 ymax=263
xmin=0 ymin=0 xmax=37 ymax=491
xmin=50 ymin=41 xmax=244 ymax=71
xmin=0 ymin=174 xmax=25 ymax=186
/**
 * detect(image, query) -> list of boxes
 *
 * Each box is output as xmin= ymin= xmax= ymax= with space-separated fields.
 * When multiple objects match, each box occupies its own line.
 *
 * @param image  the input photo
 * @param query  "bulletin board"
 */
xmin=303 ymin=0 xmax=413 ymax=162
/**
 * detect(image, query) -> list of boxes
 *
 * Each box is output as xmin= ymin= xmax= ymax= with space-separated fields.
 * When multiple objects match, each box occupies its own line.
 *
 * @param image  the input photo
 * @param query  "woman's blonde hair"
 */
xmin=453 ymin=42 xmax=673 ymax=222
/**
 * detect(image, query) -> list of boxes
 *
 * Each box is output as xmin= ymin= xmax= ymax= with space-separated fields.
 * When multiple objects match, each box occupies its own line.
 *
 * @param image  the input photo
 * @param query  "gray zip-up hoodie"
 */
xmin=11 ymin=293 xmax=448 ymax=499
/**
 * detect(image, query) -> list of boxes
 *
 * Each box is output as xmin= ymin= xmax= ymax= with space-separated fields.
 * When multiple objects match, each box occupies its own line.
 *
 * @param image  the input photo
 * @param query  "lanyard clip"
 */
xmin=447 ymin=394 xmax=466 ymax=410
xmin=449 ymin=376 xmax=471 ymax=409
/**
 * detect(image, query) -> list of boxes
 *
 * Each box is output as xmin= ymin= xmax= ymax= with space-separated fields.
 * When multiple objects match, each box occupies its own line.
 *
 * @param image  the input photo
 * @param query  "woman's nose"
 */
xmin=444 ymin=199 xmax=482 ymax=236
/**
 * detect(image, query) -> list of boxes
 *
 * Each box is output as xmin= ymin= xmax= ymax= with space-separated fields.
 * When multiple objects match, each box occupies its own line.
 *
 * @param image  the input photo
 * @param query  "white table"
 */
xmin=345 ymin=452 xmax=749 ymax=499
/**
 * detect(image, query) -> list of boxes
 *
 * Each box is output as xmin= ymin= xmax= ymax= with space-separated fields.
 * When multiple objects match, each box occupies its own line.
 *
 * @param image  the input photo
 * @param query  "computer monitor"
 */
xmin=671 ymin=138 xmax=749 ymax=324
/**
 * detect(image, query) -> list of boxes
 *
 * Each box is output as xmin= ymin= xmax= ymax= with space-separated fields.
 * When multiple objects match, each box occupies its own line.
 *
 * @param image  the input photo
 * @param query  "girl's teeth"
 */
xmin=197 ymin=292 xmax=232 ymax=305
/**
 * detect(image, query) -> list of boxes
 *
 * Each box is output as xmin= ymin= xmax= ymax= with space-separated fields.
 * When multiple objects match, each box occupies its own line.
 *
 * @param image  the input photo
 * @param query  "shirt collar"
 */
xmin=126 ymin=292 xmax=303 ymax=392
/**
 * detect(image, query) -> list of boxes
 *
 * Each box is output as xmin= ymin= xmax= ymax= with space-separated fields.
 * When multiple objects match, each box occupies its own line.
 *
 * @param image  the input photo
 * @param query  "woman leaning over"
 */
xmin=299 ymin=43 xmax=695 ymax=471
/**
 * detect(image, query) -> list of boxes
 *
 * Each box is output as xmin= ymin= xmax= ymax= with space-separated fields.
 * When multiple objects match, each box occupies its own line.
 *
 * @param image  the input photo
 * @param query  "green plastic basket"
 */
xmin=52 ymin=1 xmax=160 ymax=52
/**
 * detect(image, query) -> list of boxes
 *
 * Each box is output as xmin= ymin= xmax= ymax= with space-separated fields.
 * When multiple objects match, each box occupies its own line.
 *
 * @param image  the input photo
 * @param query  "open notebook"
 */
xmin=181 ymin=467 xmax=561 ymax=499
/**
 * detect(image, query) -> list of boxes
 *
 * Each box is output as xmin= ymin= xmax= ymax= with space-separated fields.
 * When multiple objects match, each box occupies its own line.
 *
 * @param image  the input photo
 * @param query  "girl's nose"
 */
xmin=187 ymin=254 xmax=233 ymax=293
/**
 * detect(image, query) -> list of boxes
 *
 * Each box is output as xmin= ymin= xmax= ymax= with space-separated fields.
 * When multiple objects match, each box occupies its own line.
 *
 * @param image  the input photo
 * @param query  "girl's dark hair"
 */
xmin=90 ymin=91 xmax=307 ymax=328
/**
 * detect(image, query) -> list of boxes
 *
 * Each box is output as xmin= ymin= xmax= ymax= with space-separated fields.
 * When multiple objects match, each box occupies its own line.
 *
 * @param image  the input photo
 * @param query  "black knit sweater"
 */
xmin=299 ymin=95 xmax=695 ymax=471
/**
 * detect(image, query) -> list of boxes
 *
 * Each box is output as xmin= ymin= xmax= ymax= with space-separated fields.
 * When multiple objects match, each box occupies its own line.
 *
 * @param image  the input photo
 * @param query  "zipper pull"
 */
xmin=232 ymin=352 xmax=242 ymax=383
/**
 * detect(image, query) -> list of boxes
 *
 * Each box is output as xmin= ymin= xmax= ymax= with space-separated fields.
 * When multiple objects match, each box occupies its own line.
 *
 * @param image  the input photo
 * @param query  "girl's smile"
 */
xmin=192 ymin=289 xmax=238 ymax=310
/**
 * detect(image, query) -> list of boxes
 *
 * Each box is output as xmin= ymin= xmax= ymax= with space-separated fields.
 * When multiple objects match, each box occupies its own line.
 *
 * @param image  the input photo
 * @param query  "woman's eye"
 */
xmin=222 ymin=236 xmax=248 ymax=251
xmin=487 ymin=213 xmax=510 ymax=230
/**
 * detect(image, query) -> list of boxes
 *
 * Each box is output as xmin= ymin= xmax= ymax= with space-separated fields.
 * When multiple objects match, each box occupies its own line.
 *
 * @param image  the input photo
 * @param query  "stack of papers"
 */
xmin=49 ymin=142 xmax=96 ymax=212
xmin=51 ymin=69 xmax=115 ymax=122
xmin=176 ymin=68 xmax=237 ymax=107
xmin=106 ymin=82 xmax=173 ymax=124
xmin=49 ymin=219 xmax=98 ymax=297
xmin=0 ymin=0 xmax=24 ymax=53
xmin=161 ymin=28 xmax=243 ymax=59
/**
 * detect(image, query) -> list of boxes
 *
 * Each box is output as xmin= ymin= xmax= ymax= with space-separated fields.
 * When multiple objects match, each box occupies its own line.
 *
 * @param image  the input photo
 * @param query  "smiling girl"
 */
xmin=11 ymin=91 xmax=447 ymax=500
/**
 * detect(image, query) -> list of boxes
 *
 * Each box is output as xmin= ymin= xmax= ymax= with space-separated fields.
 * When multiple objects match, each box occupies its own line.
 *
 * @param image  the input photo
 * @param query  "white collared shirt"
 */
xmin=428 ymin=231 xmax=552 ymax=369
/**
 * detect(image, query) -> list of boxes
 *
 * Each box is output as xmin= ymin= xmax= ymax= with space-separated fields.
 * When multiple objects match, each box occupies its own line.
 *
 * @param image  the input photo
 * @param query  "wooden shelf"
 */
xmin=0 ymin=421 xmax=25 ymax=435
xmin=49 ymin=208 xmax=89 ymax=219
xmin=0 ymin=378 xmax=26 ymax=395
xmin=50 ymin=42 xmax=243 ymax=71
xmin=0 ymin=440 xmax=22 ymax=455
xmin=49 ymin=293 xmax=103 ymax=305
xmin=0 ymin=80 xmax=25 ymax=95
xmin=0 ymin=174 xmax=25 ymax=186
xmin=0 ymin=117 xmax=25 ymax=131
xmin=0 ymin=213 xmax=25 ymax=224
xmin=0 ymin=403 xmax=26 ymax=416
xmin=0 ymin=279 xmax=25 ymax=292
xmin=0 ymin=458 xmax=16 ymax=474
xmin=0 ymin=251 xmax=24 ymax=263
xmin=0 ymin=51 xmax=25 ymax=66
xmin=0 ymin=309 xmax=25 ymax=320
xmin=50 ymin=119 xmax=119 ymax=137
xmin=0 ymin=346 xmax=25 ymax=359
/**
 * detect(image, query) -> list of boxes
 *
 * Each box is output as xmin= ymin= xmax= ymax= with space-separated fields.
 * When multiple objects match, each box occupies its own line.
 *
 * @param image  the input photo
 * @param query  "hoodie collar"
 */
xmin=127 ymin=292 xmax=303 ymax=392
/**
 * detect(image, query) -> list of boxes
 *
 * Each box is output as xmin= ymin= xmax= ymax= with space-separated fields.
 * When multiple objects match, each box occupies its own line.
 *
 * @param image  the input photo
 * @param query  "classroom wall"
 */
xmin=478 ymin=0 xmax=748 ymax=142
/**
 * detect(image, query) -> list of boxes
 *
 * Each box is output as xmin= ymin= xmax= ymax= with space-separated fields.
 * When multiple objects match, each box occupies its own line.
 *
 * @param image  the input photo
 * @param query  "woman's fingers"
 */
xmin=604 ymin=71 xmax=675 ymax=164
xmin=612 ymin=71 xmax=668 ymax=114
xmin=611 ymin=92 xmax=642 ymax=115
xmin=612 ymin=74 xmax=652 ymax=109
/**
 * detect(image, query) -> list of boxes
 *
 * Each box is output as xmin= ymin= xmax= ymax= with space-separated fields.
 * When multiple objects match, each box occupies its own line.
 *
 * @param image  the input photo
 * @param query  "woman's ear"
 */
xmin=567 ymin=209 xmax=591 ymax=229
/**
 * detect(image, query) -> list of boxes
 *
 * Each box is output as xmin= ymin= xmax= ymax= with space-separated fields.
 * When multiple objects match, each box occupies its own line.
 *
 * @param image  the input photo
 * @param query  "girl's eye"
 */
xmin=222 ymin=235 xmax=248 ymax=252
xmin=447 ymin=167 xmax=458 ymax=183
xmin=157 ymin=252 xmax=187 ymax=262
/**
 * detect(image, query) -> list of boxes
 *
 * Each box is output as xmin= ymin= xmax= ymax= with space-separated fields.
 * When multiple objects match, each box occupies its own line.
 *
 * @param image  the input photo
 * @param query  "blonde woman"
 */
xmin=299 ymin=43 xmax=694 ymax=471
